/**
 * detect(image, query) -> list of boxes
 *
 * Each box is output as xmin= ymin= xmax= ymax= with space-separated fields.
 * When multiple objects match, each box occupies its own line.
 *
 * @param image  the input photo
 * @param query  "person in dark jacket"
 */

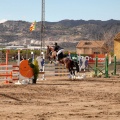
xmin=54 ymin=42 xmax=60 ymax=52
xmin=54 ymin=42 xmax=64 ymax=61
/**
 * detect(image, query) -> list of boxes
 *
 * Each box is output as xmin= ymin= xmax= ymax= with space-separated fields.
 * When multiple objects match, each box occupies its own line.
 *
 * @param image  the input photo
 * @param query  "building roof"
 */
xmin=114 ymin=32 xmax=120 ymax=40
xmin=76 ymin=40 xmax=105 ymax=48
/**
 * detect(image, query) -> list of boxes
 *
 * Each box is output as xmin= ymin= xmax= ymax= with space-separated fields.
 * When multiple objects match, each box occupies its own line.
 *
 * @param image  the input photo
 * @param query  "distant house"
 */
xmin=76 ymin=40 xmax=107 ymax=55
xmin=114 ymin=32 xmax=120 ymax=61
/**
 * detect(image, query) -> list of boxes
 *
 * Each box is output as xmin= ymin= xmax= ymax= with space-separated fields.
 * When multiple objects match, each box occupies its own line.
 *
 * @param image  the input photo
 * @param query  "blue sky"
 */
xmin=0 ymin=0 xmax=120 ymax=23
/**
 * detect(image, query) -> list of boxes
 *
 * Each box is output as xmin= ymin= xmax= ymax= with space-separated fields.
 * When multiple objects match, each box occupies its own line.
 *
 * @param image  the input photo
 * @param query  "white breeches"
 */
xmin=57 ymin=49 xmax=64 ymax=55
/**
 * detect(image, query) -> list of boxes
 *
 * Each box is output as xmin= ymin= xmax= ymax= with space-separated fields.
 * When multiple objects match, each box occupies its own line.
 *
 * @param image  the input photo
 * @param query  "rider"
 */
xmin=54 ymin=42 xmax=64 ymax=61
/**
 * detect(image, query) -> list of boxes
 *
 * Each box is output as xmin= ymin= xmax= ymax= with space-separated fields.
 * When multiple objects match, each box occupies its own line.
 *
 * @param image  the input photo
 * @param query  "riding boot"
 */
xmin=56 ymin=55 xmax=58 ymax=61
xmin=50 ymin=61 xmax=52 ymax=64
xmin=53 ymin=60 xmax=59 ymax=64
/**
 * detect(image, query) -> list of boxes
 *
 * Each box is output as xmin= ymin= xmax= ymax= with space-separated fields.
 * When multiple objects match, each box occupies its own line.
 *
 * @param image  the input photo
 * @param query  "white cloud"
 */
xmin=0 ymin=19 xmax=7 ymax=23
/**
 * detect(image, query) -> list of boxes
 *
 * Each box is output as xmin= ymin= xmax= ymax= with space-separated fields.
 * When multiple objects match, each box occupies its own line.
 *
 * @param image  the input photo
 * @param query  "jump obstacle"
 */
xmin=0 ymin=50 xmax=20 ymax=83
xmin=1 ymin=49 xmax=117 ymax=83
xmin=94 ymin=55 xmax=117 ymax=78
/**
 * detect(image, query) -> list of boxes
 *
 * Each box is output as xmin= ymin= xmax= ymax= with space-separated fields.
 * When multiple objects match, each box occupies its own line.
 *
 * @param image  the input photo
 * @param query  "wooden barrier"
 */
xmin=45 ymin=63 xmax=69 ymax=77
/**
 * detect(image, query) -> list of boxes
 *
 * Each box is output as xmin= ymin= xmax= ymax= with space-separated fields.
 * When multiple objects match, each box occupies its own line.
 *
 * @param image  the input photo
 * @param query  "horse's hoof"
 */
xmin=68 ymin=76 xmax=72 ymax=79
xmin=50 ymin=61 xmax=52 ymax=64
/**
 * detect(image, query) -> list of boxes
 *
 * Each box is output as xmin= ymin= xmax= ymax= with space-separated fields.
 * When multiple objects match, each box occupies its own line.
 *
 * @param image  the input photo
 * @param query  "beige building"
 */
xmin=76 ymin=40 xmax=107 ymax=55
xmin=114 ymin=32 xmax=120 ymax=61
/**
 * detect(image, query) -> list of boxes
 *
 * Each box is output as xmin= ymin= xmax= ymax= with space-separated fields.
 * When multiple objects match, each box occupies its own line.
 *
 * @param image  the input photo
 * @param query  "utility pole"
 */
xmin=40 ymin=0 xmax=45 ymax=54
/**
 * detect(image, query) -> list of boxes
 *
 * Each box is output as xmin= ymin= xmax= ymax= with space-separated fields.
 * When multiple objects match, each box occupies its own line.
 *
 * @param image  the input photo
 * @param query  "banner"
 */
xmin=80 ymin=54 xmax=105 ymax=63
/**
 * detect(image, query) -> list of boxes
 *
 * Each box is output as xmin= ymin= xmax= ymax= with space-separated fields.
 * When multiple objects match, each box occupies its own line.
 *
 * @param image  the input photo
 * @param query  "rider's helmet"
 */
xmin=55 ymin=42 xmax=57 ymax=46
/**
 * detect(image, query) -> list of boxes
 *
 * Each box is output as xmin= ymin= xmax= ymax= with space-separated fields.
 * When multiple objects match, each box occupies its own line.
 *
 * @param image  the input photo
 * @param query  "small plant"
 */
xmin=97 ymin=73 xmax=102 ymax=78
xmin=89 ymin=72 xmax=96 ymax=78
xmin=28 ymin=58 xmax=39 ymax=84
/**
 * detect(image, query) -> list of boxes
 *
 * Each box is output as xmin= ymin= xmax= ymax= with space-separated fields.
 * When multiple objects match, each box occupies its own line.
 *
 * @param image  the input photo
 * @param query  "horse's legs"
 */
xmin=68 ymin=68 xmax=72 ymax=79
xmin=64 ymin=63 xmax=67 ymax=68
xmin=68 ymin=67 xmax=76 ymax=80
xmin=72 ymin=62 xmax=78 ymax=79
xmin=73 ymin=69 xmax=75 ymax=76
xmin=48 ymin=56 xmax=52 ymax=64
xmin=48 ymin=56 xmax=50 ymax=61
xmin=53 ymin=56 xmax=55 ymax=60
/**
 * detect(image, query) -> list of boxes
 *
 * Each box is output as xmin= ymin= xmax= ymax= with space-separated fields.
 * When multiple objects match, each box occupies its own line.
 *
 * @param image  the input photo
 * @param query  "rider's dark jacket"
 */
xmin=54 ymin=45 xmax=60 ymax=52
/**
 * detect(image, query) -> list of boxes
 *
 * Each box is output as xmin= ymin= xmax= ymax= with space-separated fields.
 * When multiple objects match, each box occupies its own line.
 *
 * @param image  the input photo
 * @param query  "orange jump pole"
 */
xmin=6 ymin=50 xmax=9 ymax=81
xmin=6 ymin=50 xmax=9 ymax=65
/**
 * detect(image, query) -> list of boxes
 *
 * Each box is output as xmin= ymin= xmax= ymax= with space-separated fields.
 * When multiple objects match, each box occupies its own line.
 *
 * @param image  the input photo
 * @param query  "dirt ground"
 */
xmin=0 ymin=76 xmax=120 ymax=120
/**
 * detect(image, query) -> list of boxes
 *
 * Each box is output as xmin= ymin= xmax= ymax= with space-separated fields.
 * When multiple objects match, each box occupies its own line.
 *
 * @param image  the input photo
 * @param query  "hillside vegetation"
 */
xmin=0 ymin=19 xmax=120 ymax=51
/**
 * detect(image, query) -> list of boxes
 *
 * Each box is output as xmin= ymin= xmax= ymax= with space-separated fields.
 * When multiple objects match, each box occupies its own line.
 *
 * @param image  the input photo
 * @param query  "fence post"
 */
xmin=95 ymin=56 xmax=98 ymax=76
xmin=105 ymin=55 xmax=109 ymax=78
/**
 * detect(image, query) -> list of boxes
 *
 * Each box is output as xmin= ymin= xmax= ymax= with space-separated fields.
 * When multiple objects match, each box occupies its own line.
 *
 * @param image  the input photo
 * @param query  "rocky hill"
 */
xmin=0 ymin=19 xmax=120 ymax=51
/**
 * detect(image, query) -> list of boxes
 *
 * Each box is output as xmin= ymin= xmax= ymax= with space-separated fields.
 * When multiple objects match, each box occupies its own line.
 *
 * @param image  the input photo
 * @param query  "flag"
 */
xmin=29 ymin=21 xmax=36 ymax=32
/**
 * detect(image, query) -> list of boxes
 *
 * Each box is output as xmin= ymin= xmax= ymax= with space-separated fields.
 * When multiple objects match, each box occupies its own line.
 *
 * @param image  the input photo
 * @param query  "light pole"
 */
xmin=40 ymin=0 xmax=45 ymax=54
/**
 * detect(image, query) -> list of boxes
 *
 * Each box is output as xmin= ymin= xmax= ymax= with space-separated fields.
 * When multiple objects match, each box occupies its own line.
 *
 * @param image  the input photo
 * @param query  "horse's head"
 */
xmin=47 ymin=46 xmax=54 ymax=52
xmin=47 ymin=46 xmax=57 ymax=60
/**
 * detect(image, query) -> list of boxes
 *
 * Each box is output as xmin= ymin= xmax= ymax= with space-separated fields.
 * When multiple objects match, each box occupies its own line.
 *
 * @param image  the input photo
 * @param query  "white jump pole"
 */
xmin=31 ymin=51 xmax=34 ymax=61
xmin=17 ymin=50 xmax=20 ymax=65
xmin=41 ymin=52 xmax=45 ymax=72
xmin=41 ymin=51 xmax=46 ymax=80
xmin=15 ymin=50 xmax=22 ymax=85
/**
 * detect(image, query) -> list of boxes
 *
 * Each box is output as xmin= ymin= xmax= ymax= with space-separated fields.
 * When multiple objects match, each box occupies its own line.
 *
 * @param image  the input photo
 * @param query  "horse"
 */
xmin=46 ymin=46 xmax=56 ymax=63
xmin=46 ymin=46 xmax=79 ymax=79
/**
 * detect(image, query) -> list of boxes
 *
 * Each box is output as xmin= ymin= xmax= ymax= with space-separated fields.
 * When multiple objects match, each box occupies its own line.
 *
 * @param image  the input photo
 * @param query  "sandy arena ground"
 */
xmin=0 ymin=76 xmax=120 ymax=120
